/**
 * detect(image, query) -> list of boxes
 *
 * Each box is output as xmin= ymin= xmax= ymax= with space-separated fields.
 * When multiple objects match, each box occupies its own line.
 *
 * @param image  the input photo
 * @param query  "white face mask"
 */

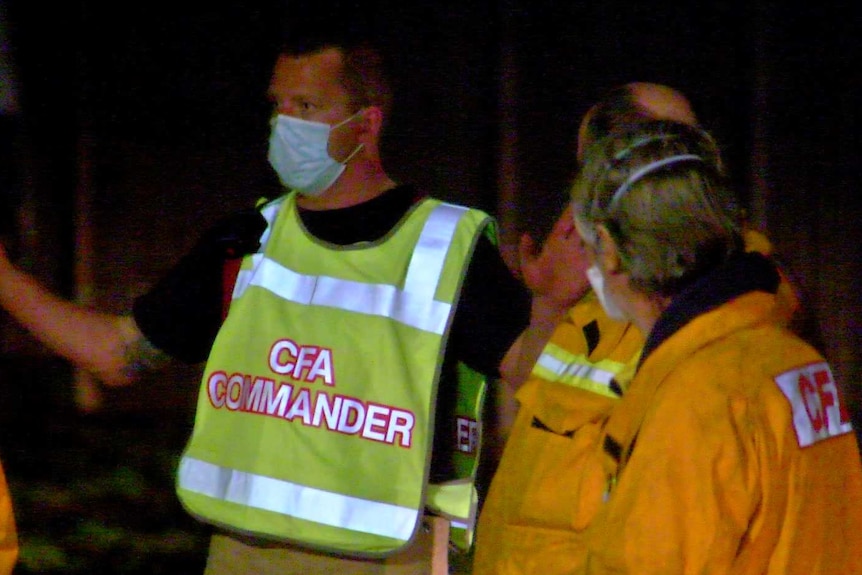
xmin=586 ymin=265 xmax=626 ymax=320
xmin=267 ymin=112 xmax=364 ymax=197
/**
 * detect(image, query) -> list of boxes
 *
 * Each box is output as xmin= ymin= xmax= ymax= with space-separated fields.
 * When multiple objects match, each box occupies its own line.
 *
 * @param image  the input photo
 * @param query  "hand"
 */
xmin=518 ymin=205 xmax=591 ymax=309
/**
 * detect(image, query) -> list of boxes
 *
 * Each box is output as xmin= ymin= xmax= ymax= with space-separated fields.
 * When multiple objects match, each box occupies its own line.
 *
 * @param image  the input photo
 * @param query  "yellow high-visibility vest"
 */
xmin=177 ymin=193 xmax=492 ymax=557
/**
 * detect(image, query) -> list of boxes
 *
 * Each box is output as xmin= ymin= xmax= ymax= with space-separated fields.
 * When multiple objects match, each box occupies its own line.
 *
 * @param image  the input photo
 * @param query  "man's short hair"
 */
xmin=278 ymin=26 xmax=393 ymax=118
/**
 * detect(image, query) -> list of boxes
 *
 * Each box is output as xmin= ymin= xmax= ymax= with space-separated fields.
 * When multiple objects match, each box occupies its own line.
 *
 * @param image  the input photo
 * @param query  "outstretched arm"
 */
xmin=0 ymin=244 xmax=168 ymax=386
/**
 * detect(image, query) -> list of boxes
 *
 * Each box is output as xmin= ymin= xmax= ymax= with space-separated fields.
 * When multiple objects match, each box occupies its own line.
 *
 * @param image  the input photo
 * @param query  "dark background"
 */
xmin=0 ymin=0 xmax=859 ymax=572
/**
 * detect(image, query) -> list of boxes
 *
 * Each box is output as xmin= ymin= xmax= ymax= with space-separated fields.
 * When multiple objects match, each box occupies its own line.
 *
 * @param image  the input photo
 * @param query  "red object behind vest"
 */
xmin=222 ymin=258 xmax=243 ymax=321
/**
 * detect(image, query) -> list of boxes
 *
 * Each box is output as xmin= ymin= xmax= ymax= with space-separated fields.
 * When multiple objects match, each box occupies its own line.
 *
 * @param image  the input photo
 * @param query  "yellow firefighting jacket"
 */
xmin=586 ymin=290 xmax=862 ymax=574
xmin=0 ymin=462 xmax=17 ymax=575
xmin=474 ymin=234 xmax=836 ymax=575
xmin=473 ymin=292 xmax=643 ymax=575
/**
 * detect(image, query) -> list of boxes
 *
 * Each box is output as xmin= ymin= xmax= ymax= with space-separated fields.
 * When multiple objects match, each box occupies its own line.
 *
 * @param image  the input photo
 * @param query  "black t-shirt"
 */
xmin=133 ymin=184 xmax=531 ymax=378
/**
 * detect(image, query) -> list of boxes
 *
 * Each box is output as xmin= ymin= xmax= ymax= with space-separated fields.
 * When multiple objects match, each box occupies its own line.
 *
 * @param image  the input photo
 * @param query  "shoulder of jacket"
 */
xmin=665 ymin=321 xmax=821 ymax=400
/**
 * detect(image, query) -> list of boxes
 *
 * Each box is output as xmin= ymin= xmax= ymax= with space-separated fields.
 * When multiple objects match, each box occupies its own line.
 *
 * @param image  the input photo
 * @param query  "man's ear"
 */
xmin=596 ymin=224 xmax=623 ymax=275
xmin=549 ymin=205 xmax=576 ymax=242
xmin=358 ymin=105 xmax=384 ymax=139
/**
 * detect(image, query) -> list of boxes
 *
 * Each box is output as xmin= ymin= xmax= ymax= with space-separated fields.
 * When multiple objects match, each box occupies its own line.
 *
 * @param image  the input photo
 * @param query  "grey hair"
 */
xmin=571 ymin=120 xmax=744 ymax=298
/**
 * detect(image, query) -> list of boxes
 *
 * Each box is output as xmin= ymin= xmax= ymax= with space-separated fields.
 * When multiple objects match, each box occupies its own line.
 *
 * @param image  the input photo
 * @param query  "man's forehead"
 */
xmin=268 ymin=48 xmax=346 ymax=96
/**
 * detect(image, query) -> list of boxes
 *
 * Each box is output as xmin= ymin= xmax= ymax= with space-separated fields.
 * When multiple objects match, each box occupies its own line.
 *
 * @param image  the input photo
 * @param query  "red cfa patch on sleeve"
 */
xmin=775 ymin=362 xmax=854 ymax=448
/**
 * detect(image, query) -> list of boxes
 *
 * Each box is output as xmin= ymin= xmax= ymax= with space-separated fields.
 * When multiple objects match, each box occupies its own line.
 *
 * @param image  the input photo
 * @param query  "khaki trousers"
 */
xmin=204 ymin=517 xmax=449 ymax=575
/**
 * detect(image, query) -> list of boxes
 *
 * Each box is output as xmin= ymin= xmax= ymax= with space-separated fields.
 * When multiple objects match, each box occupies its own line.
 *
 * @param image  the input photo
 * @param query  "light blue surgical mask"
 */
xmin=267 ymin=111 xmax=364 ymax=197
xmin=586 ymin=264 xmax=626 ymax=320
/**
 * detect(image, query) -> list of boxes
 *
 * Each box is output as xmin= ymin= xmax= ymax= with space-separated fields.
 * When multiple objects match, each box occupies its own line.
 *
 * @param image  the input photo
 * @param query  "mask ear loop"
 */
xmin=607 ymin=154 xmax=704 ymax=212
xmin=612 ymin=134 xmax=678 ymax=161
xmin=588 ymin=134 xmax=680 ymax=218
xmin=339 ymin=142 xmax=365 ymax=166
xmin=331 ymin=109 xmax=367 ymax=165
xmin=331 ymin=108 xmax=365 ymax=131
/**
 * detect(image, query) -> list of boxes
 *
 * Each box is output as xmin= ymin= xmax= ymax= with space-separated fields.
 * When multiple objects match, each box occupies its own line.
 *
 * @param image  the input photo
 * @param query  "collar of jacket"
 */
xmin=639 ymin=251 xmax=780 ymax=368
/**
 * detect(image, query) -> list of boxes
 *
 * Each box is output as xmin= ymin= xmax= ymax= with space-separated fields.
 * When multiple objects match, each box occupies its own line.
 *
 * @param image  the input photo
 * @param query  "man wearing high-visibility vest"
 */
xmin=0 ymin=27 xmax=558 ymax=575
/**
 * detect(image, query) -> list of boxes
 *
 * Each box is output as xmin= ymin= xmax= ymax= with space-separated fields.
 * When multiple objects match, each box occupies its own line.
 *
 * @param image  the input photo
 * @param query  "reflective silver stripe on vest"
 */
xmin=258 ymin=199 xmax=282 ymax=248
xmin=403 ymin=203 xmax=468 ymax=300
xmin=535 ymin=352 xmax=618 ymax=392
xmin=178 ymin=457 xmax=418 ymax=541
xmin=232 ymin=202 xmax=468 ymax=335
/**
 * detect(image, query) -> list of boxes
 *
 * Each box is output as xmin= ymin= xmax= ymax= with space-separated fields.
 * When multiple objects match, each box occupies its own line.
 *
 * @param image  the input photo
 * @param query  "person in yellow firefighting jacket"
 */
xmin=566 ymin=119 xmax=862 ymax=574
xmin=0 ymin=461 xmax=17 ymax=575
xmin=475 ymin=82 xmax=808 ymax=575
xmin=501 ymin=82 xmax=805 ymax=390
xmin=476 ymin=294 xmax=643 ymax=574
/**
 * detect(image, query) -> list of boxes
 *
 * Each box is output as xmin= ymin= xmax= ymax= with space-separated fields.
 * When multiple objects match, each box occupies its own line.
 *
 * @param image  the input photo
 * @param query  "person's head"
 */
xmin=577 ymin=82 xmax=699 ymax=163
xmin=522 ymin=82 xmax=704 ymax=302
xmin=571 ymin=120 xmax=744 ymax=326
xmin=266 ymin=31 xmax=394 ymax=202
xmin=273 ymin=33 xmax=393 ymax=123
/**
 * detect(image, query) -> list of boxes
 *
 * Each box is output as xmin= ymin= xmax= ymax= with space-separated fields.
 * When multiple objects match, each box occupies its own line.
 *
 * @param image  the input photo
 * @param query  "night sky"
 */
xmin=4 ymin=2 xmax=762 ymax=143
xmin=6 ymin=1 xmax=855 ymax=177
xmin=2 ymin=0 xmax=859 ymax=293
